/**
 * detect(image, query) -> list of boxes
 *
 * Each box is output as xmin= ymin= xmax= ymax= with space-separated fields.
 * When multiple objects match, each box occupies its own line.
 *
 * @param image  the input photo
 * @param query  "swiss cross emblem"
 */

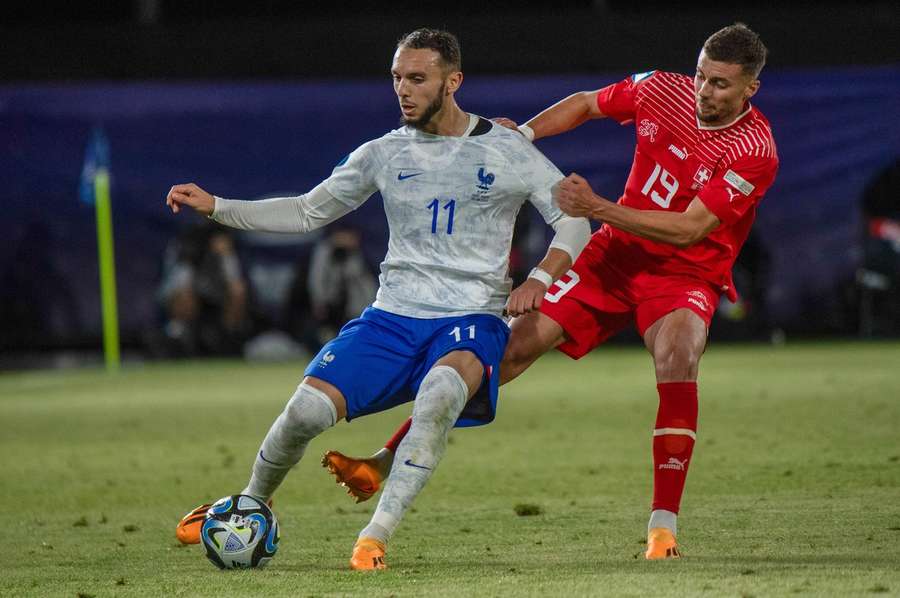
xmin=693 ymin=165 xmax=712 ymax=187
xmin=638 ymin=119 xmax=658 ymax=142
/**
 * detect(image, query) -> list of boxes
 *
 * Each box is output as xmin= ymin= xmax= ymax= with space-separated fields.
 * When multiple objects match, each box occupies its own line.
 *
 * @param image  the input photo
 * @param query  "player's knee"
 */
xmin=653 ymin=343 xmax=702 ymax=381
xmin=501 ymin=328 xmax=543 ymax=382
xmin=282 ymin=382 xmax=338 ymax=437
xmin=413 ymin=367 xmax=467 ymax=426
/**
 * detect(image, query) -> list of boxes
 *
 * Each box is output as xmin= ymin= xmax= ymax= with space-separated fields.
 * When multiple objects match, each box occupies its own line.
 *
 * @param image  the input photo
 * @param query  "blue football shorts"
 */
xmin=303 ymin=307 xmax=510 ymax=427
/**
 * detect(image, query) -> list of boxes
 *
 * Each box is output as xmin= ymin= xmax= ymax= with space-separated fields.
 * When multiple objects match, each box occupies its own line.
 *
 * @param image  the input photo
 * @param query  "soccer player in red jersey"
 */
xmin=323 ymin=23 xmax=778 ymax=559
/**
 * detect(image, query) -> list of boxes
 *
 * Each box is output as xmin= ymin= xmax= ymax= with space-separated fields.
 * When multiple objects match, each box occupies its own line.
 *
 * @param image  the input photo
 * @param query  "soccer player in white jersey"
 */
xmin=167 ymin=28 xmax=591 ymax=570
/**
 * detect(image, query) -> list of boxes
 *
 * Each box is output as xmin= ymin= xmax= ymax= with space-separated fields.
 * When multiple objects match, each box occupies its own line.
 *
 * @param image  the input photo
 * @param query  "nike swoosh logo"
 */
xmin=259 ymin=451 xmax=280 ymax=466
xmin=403 ymin=459 xmax=432 ymax=470
xmin=398 ymin=171 xmax=423 ymax=181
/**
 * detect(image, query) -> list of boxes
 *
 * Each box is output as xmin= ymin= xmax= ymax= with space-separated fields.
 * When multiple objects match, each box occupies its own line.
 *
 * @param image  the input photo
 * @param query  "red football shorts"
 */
xmin=540 ymin=234 xmax=720 ymax=359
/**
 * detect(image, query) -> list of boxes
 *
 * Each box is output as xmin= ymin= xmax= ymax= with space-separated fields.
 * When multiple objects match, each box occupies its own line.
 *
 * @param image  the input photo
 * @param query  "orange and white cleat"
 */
xmin=321 ymin=450 xmax=386 ymax=503
xmin=176 ymin=498 xmax=273 ymax=545
xmin=350 ymin=536 xmax=387 ymax=571
xmin=175 ymin=503 xmax=212 ymax=545
xmin=645 ymin=527 xmax=681 ymax=559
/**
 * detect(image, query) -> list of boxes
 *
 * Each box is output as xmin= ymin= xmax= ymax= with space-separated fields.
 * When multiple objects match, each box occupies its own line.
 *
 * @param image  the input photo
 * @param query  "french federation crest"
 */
xmin=476 ymin=167 xmax=495 ymax=190
xmin=472 ymin=167 xmax=496 ymax=201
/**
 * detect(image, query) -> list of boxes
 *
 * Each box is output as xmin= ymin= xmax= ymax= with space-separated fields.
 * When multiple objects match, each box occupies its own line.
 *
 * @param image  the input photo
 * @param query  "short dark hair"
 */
xmin=397 ymin=28 xmax=462 ymax=73
xmin=703 ymin=23 xmax=768 ymax=78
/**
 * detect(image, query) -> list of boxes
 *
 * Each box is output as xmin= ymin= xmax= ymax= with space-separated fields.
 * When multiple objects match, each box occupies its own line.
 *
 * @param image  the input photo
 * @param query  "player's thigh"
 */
xmin=637 ymin=284 xmax=716 ymax=357
xmin=304 ymin=311 xmax=417 ymax=421
xmin=505 ymin=311 xmax=565 ymax=362
xmin=418 ymin=313 xmax=509 ymax=428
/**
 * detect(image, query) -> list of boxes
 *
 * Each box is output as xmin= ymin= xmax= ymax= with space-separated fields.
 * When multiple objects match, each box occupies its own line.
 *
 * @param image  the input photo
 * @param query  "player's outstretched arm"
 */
xmin=491 ymin=91 xmax=606 ymax=142
xmin=522 ymin=91 xmax=607 ymax=141
xmin=164 ymin=182 xmax=357 ymax=234
xmin=166 ymin=183 xmax=215 ymax=216
xmin=555 ymin=173 xmax=719 ymax=247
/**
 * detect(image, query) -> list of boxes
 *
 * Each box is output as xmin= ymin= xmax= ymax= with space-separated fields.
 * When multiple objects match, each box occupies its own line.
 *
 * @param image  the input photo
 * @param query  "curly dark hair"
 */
xmin=397 ymin=28 xmax=461 ymax=73
xmin=703 ymin=23 xmax=768 ymax=78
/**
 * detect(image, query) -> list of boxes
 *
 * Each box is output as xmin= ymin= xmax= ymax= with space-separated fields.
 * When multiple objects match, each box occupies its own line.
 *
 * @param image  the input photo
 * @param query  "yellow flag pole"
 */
xmin=93 ymin=169 xmax=120 ymax=372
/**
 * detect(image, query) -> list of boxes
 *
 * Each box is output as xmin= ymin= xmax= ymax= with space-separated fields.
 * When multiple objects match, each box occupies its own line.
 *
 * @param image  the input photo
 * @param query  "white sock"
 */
xmin=648 ymin=509 xmax=677 ymax=535
xmin=359 ymin=365 xmax=469 ymax=544
xmin=242 ymin=382 xmax=337 ymax=501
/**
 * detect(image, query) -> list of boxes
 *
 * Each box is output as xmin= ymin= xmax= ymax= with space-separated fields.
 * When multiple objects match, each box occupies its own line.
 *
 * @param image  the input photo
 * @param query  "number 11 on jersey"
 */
xmin=428 ymin=198 xmax=456 ymax=234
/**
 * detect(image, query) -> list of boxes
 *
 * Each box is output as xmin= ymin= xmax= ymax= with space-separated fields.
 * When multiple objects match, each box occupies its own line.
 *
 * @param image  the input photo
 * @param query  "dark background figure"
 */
xmin=306 ymin=226 xmax=377 ymax=346
xmin=857 ymin=160 xmax=900 ymax=336
xmin=713 ymin=229 xmax=774 ymax=341
xmin=284 ymin=251 xmax=320 ymax=355
xmin=152 ymin=222 xmax=251 ymax=356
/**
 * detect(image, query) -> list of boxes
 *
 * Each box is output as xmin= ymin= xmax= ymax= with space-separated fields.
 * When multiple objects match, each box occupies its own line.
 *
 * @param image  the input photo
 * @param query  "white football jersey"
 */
xmin=323 ymin=115 xmax=565 ymax=318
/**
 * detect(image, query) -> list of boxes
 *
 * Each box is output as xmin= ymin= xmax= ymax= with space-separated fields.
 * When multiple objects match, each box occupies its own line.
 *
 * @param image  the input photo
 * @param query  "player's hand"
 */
xmin=491 ymin=117 xmax=519 ymax=131
xmin=166 ymin=183 xmax=215 ymax=216
xmin=554 ymin=173 xmax=602 ymax=218
xmin=505 ymin=278 xmax=548 ymax=317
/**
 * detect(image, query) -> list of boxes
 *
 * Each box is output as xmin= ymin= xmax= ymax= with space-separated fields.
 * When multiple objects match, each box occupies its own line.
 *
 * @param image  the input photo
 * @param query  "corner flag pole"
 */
xmin=94 ymin=168 xmax=120 ymax=372
xmin=81 ymin=127 xmax=120 ymax=372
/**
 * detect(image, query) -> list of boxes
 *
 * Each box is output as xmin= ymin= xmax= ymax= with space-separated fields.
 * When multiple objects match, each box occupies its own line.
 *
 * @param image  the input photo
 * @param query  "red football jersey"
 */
xmin=595 ymin=70 xmax=778 ymax=300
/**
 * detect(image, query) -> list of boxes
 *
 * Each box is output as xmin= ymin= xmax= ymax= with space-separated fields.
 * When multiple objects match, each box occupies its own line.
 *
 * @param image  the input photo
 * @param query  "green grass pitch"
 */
xmin=3 ymin=341 xmax=899 ymax=597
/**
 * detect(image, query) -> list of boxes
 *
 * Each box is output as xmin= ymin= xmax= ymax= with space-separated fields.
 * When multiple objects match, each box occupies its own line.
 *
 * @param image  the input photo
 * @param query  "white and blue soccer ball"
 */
xmin=201 ymin=494 xmax=280 ymax=569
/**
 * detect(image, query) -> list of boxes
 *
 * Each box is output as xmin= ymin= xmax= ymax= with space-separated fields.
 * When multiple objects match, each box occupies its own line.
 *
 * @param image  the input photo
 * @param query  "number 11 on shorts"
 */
xmin=449 ymin=325 xmax=475 ymax=342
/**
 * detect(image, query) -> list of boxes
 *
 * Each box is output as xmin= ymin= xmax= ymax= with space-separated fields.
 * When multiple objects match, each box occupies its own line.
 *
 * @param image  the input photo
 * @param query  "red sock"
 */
xmin=651 ymin=382 xmax=698 ymax=514
xmin=384 ymin=417 xmax=412 ymax=453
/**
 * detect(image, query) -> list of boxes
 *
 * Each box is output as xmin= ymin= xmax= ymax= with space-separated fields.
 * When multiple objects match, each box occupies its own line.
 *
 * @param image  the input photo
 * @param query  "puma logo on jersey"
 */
xmin=668 ymin=144 xmax=687 ymax=160
xmin=725 ymin=187 xmax=740 ymax=202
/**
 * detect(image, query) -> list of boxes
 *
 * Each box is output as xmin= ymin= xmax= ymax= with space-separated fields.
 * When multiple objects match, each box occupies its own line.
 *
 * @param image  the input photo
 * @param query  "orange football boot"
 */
xmin=321 ymin=450 xmax=387 ymax=503
xmin=175 ymin=503 xmax=212 ymax=545
xmin=645 ymin=527 xmax=682 ymax=559
xmin=175 ymin=498 xmax=273 ymax=545
xmin=350 ymin=536 xmax=387 ymax=571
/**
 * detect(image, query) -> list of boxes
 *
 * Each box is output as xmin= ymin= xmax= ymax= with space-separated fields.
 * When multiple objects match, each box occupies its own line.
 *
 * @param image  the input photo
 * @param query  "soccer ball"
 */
xmin=200 ymin=494 xmax=280 ymax=569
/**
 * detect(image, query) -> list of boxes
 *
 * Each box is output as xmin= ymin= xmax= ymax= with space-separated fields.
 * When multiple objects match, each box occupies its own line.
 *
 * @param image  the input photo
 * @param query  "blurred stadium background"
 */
xmin=1 ymin=1 xmax=898 ymax=364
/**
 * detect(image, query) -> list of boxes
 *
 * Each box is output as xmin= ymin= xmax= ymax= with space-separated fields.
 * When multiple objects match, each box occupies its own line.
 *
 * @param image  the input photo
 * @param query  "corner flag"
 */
xmin=80 ymin=127 xmax=120 ymax=372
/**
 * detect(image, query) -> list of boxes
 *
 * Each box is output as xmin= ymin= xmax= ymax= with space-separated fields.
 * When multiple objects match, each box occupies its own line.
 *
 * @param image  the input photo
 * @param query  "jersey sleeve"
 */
xmin=595 ymin=71 xmax=655 ymax=124
xmin=697 ymin=155 xmax=779 ymax=226
xmin=322 ymin=140 xmax=381 ymax=208
xmin=512 ymin=139 xmax=565 ymax=225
